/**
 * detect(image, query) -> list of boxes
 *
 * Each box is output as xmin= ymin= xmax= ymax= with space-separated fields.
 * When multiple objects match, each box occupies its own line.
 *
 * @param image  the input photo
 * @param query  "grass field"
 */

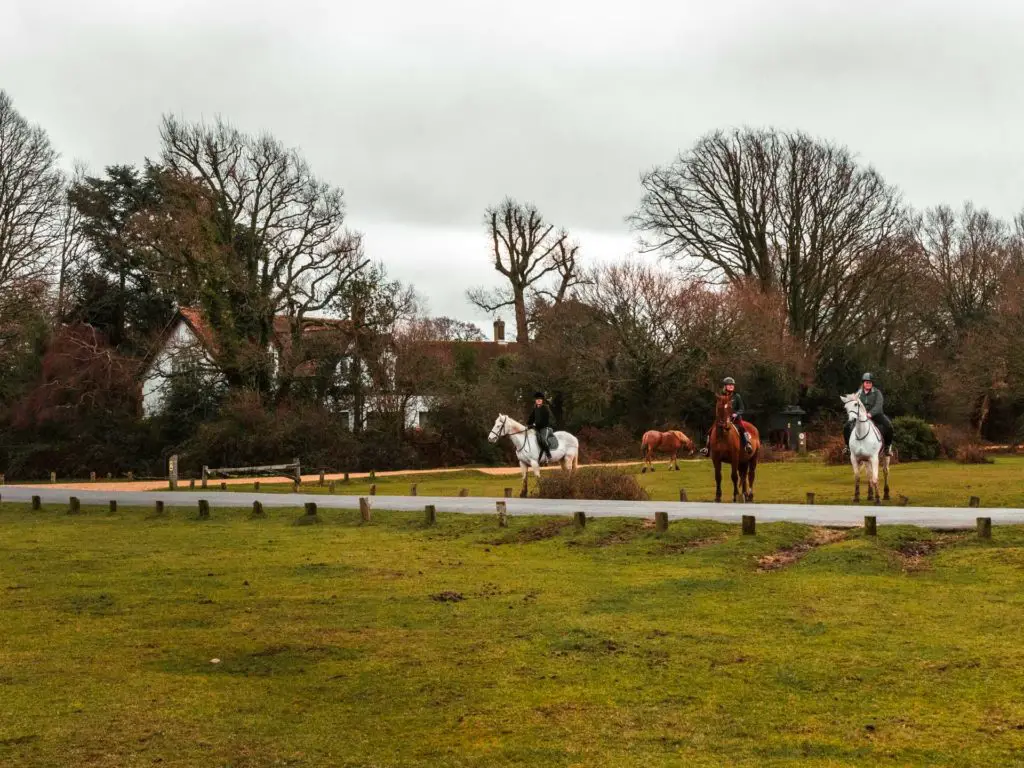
xmin=4 ymin=500 xmax=1024 ymax=766
xmin=202 ymin=455 xmax=1024 ymax=508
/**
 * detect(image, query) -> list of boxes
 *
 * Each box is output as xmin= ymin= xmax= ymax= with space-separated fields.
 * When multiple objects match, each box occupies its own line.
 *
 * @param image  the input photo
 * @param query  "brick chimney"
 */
xmin=493 ymin=318 xmax=506 ymax=344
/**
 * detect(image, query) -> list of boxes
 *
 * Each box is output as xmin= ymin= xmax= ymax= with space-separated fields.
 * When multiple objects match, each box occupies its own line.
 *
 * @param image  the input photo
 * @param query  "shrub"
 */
xmin=955 ymin=444 xmax=993 ymax=465
xmin=821 ymin=436 xmax=848 ymax=465
xmin=534 ymin=467 xmax=649 ymax=501
xmin=758 ymin=444 xmax=794 ymax=463
xmin=932 ymin=424 xmax=975 ymax=460
xmin=577 ymin=425 xmax=640 ymax=464
xmin=892 ymin=416 xmax=940 ymax=461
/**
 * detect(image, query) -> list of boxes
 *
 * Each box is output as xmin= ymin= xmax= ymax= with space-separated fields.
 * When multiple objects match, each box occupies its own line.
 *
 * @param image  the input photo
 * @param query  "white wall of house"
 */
xmin=140 ymin=320 xmax=222 ymax=417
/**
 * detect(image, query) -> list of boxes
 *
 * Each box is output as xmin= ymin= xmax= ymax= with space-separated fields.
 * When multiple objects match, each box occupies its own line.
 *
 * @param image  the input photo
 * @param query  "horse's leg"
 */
xmin=641 ymin=444 xmax=649 ymax=473
xmin=871 ymin=455 xmax=881 ymax=506
xmin=882 ymin=455 xmax=890 ymax=501
xmin=714 ymin=459 xmax=722 ymax=503
xmin=519 ymin=463 xmax=528 ymax=498
xmin=746 ymin=458 xmax=757 ymax=503
xmin=731 ymin=460 xmax=740 ymax=504
xmin=852 ymin=457 xmax=860 ymax=503
xmin=672 ymin=449 xmax=679 ymax=471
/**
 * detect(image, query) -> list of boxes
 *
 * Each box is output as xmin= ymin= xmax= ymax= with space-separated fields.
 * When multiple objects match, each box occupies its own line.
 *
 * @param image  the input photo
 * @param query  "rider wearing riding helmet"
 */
xmin=700 ymin=377 xmax=753 ymax=456
xmin=844 ymin=373 xmax=894 ymax=455
xmin=527 ymin=391 xmax=555 ymax=464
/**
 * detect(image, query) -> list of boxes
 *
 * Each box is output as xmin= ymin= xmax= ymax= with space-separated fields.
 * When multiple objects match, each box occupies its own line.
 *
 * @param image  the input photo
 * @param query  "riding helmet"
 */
xmin=862 ymin=372 xmax=873 ymax=382
xmin=722 ymin=377 xmax=736 ymax=386
xmin=533 ymin=391 xmax=546 ymax=400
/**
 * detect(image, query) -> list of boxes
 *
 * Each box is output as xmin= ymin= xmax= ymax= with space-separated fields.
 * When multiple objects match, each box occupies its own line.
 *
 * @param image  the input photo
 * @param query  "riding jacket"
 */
xmin=724 ymin=391 xmax=744 ymax=420
xmin=527 ymin=403 xmax=554 ymax=430
xmin=857 ymin=387 xmax=884 ymax=417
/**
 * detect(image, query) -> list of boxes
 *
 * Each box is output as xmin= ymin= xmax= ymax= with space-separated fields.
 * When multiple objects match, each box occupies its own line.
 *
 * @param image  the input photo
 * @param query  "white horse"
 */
xmin=841 ymin=394 xmax=890 ymax=504
xmin=487 ymin=414 xmax=580 ymax=498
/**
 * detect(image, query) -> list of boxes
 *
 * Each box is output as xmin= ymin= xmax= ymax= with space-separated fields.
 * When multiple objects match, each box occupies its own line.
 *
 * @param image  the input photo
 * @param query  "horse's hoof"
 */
xmin=641 ymin=467 xmax=647 ymax=474
xmin=874 ymin=497 xmax=881 ymax=507
xmin=883 ymin=492 xmax=890 ymax=501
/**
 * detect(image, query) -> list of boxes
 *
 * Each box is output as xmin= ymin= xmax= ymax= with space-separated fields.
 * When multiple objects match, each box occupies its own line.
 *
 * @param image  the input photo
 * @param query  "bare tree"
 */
xmin=54 ymin=165 xmax=90 ymax=323
xmin=631 ymin=128 xmax=907 ymax=351
xmin=0 ymin=91 xmax=65 ymax=306
xmin=468 ymin=198 xmax=584 ymax=343
xmin=158 ymin=116 xmax=366 ymax=396
xmin=916 ymin=203 xmax=1014 ymax=344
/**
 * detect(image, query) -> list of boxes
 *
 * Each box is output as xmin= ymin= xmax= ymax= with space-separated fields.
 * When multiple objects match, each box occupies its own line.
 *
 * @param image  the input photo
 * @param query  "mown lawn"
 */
xmin=3 ymin=502 xmax=1024 ymax=766
xmin=211 ymin=455 xmax=1024 ymax=508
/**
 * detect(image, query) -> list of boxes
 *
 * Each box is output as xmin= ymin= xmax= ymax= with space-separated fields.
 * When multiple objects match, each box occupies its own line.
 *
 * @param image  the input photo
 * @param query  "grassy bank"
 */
xmin=2 ymin=502 xmax=1024 ymax=765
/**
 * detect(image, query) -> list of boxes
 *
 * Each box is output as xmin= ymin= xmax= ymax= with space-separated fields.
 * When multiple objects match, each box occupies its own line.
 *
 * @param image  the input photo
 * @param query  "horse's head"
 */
xmin=487 ymin=414 xmax=508 ymax=444
xmin=840 ymin=394 xmax=861 ymax=421
xmin=715 ymin=394 xmax=733 ymax=427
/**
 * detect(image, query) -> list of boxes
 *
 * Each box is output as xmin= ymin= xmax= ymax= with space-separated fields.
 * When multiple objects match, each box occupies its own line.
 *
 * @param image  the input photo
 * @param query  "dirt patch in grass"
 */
xmin=758 ymin=528 xmax=849 ymax=571
xmin=489 ymin=518 xmax=573 ymax=545
xmin=894 ymin=534 xmax=967 ymax=572
xmin=430 ymin=591 xmax=464 ymax=603
xmin=656 ymin=535 xmax=730 ymax=555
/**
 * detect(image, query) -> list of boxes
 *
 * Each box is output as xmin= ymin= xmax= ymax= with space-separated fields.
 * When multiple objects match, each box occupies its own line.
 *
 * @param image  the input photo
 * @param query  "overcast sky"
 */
xmin=4 ymin=0 xmax=1024 ymax=336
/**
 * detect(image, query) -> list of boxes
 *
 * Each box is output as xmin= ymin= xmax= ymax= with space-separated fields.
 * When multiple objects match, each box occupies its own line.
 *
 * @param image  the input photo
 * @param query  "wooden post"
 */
xmin=319 ymin=470 xmax=325 ymax=487
xmin=254 ymin=480 xmax=261 ymax=492
xmin=90 ymin=471 xmax=97 ymax=482
xmin=459 ymin=488 xmax=468 ymax=497
xmin=679 ymin=488 xmax=688 ymax=502
xmin=496 ymin=500 xmax=508 ymax=528
xmin=251 ymin=500 xmax=265 ymax=518
xmin=167 ymin=455 xmax=178 ymax=491
xmin=68 ymin=496 xmax=81 ymax=515
xmin=425 ymin=504 xmax=436 ymax=526
xmin=220 ymin=482 xmax=227 ymax=491
xmin=189 ymin=479 xmax=195 ymax=490
xmin=127 ymin=471 xmax=134 ymax=482
xmin=154 ymin=500 xmax=165 ymax=516
xmin=369 ymin=470 xmax=376 ymax=482
xmin=344 ymin=471 xmax=350 ymax=483
xmin=898 ymin=495 xmax=909 ymax=507
xmin=655 ymin=511 xmax=669 ymax=532
xmin=370 ymin=484 xmax=377 ymax=496
xmin=31 ymin=495 xmax=41 ymax=511
xmin=304 ymin=502 xmax=318 ymax=518
xmin=977 ymin=517 xmax=992 ymax=539
xmin=359 ymin=497 xmax=371 ymax=523
xmin=410 ymin=484 xmax=418 ymax=496
xmin=741 ymin=515 xmax=756 ymax=535
xmin=293 ymin=458 xmax=301 ymax=486
xmin=109 ymin=500 xmax=117 ymax=515
xmin=198 ymin=499 xmax=210 ymax=519
xmin=49 ymin=471 xmax=56 ymax=484
xmin=969 ymin=496 xmax=980 ymax=508
xmin=201 ymin=466 xmax=209 ymax=489
xmin=503 ymin=487 xmax=512 ymax=498
xmin=864 ymin=515 xmax=877 ymax=536
xmin=806 ymin=492 xmax=816 ymax=505
xmin=573 ymin=511 xmax=587 ymax=529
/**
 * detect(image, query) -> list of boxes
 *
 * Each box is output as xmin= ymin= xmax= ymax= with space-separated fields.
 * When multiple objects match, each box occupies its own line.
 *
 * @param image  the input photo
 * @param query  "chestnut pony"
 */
xmin=710 ymin=394 xmax=760 ymax=503
xmin=641 ymin=430 xmax=694 ymax=473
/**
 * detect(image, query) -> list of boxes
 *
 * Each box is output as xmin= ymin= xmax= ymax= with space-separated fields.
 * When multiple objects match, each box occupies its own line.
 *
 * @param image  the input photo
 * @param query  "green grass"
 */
xmin=3 ymin=502 xmax=1024 ymax=766
xmin=206 ymin=456 xmax=1024 ymax=508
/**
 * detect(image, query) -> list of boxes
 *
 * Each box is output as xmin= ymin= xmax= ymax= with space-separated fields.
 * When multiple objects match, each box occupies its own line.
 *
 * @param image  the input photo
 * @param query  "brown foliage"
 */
xmin=576 ymin=425 xmax=637 ymax=464
xmin=821 ymin=436 xmax=848 ymax=465
xmin=534 ymin=467 xmax=649 ymax=501
xmin=955 ymin=444 xmax=993 ymax=465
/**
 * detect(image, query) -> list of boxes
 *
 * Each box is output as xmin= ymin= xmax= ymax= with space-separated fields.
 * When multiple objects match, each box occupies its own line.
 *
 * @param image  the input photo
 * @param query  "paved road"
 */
xmin=3 ymin=486 xmax=1022 ymax=529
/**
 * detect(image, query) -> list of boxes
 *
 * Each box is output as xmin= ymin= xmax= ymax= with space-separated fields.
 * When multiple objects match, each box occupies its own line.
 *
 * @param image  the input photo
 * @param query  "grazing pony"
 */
xmin=641 ymin=430 xmax=694 ymax=473
xmin=487 ymin=414 xmax=580 ymax=498
xmin=709 ymin=394 xmax=760 ymax=503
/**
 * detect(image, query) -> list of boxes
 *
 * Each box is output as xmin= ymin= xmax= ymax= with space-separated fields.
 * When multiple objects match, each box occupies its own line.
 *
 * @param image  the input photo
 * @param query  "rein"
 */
xmin=849 ymin=402 xmax=878 ymax=442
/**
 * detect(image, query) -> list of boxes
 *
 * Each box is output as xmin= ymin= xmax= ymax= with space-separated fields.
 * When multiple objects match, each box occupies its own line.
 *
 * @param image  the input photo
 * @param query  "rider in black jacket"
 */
xmin=527 ymin=391 xmax=555 ymax=464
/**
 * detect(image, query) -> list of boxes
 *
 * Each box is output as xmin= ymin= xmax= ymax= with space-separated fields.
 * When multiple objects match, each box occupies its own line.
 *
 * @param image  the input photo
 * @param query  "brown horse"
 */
xmin=709 ymin=394 xmax=761 ymax=503
xmin=641 ymin=430 xmax=694 ymax=473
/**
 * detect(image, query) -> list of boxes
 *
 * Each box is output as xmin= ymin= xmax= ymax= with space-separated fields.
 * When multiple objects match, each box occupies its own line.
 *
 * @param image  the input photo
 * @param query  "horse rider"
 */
xmin=844 ymin=372 xmax=894 ymax=455
xmin=700 ymin=377 xmax=753 ymax=456
xmin=527 ymin=391 xmax=555 ymax=464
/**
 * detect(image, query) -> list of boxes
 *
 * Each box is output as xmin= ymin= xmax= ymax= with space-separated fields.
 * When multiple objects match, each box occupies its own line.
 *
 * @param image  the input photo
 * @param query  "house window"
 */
xmin=337 ymin=410 xmax=351 ymax=430
xmin=417 ymin=411 xmax=432 ymax=430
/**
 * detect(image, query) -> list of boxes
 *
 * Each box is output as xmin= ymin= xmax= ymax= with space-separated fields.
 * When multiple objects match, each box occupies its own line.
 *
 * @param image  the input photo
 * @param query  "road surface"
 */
xmin=2 ymin=486 xmax=1021 ymax=529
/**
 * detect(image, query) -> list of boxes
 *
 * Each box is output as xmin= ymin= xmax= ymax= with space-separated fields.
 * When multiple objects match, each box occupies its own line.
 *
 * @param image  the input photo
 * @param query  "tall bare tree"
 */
xmin=0 ymin=91 xmax=65 ymax=307
xmin=468 ymin=198 xmax=583 ymax=343
xmin=916 ymin=203 xmax=1014 ymax=344
xmin=631 ymin=128 xmax=907 ymax=351
xmin=157 ymin=116 xmax=366 ymax=396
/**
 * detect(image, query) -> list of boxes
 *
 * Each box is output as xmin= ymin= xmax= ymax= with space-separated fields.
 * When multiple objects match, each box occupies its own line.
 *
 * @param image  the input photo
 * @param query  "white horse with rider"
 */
xmin=841 ymin=393 xmax=891 ymax=504
xmin=487 ymin=414 xmax=580 ymax=497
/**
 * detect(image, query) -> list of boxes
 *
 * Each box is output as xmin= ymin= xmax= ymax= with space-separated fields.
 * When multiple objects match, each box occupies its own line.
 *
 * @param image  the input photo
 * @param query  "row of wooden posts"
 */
xmin=4 ymin=493 xmax=1000 ymax=538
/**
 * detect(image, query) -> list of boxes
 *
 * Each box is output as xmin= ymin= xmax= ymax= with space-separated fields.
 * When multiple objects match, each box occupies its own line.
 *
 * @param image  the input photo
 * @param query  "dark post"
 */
xmin=69 ymin=496 xmax=81 ymax=515
xmin=359 ymin=497 xmax=371 ymax=523
xmin=254 ymin=480 xmax=261 ymax=492
xmin=410 ymin=484 xmax=418 ymax=496
xmin=864 ymin=515 xmax=877 ymax=536
xmin=154 ymin=500 xmax=165 ymax=516
xmin=109 ymin=499 xmax=117 ymax=515
xmin=741 ymin=515 xmax=756 ymax=535
xmin=201 ymin=466 xmax=209 ymax=489
xmin=496 ymin=500 xmax=508 ymax=528
xmin=573 ymin=511 xmax=587 ymax=529
xmin=806 ymin=492 xmax=815 ymax=505
xmin=459 ymin=488 xmax=468 ymax=497
xmin=189 ymin=479 xmax=195 ymax=490
xmin=304 ymin=501 xmax=318 ymax=518
xmin=425 ymin=504 xmax=436 ymax=526
xmin=370 ymin=484 xmax=377 ymax=496
xmin=969 ymin=496 xmax=980 ymax=508
xmin=655 ymin=511 xmax=669 ymax=532
xmin=977 ymin=517 xmax=992 ymax=539
xmin=251 ymin=500 xmax=265 ymax=518
xmin=31 ymin=495 xmax=41 ymax=510
xmin=344 ymin=471 xmax=350 ymax=483
xmin=319 ymin=470 xmax=325 ymax=487
xmin=220 ymin=482 xmax=227 ymax=491
xmin=679 ymin=488 xmax=688 ymax=502
xmin=198 ymin=499 xmax=210 ymax=519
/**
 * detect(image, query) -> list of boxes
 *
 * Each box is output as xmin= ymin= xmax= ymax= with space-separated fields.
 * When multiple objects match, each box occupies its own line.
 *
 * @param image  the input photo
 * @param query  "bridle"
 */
xmin=847 ymin=399 xmax=876 ymax=442
xmin=489 ymin=415 xmax=530 ymax=442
